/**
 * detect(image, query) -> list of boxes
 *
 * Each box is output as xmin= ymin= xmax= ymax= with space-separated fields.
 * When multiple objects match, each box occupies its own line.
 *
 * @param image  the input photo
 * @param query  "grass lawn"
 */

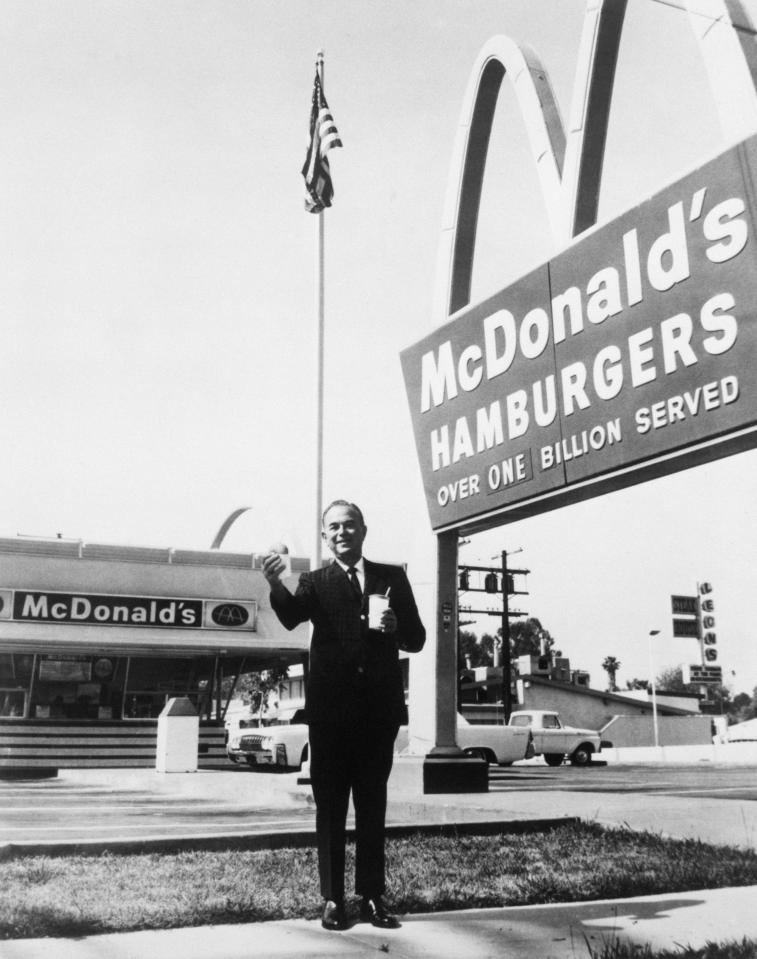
xmin=2 ymin=821 xmax=757 ymax=946
xmin=593 ymin=940 xmax=757 ymax=958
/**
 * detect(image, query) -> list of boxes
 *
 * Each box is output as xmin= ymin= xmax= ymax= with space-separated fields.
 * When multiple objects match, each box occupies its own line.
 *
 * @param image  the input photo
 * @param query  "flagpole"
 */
xmin=313 ymin=49 xmax=325 ymax=574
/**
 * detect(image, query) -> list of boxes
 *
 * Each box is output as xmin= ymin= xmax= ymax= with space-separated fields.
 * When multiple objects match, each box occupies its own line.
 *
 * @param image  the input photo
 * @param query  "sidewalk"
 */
xmin=3 ymin=887 xmax=756 ymax=958
xmin=2 ymin=766 xmax=757 ymax=957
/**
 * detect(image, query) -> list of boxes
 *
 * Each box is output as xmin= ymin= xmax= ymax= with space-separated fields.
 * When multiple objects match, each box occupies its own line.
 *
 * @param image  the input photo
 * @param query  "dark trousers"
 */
xmin=308 ymin=720 xmax=399 ymax=901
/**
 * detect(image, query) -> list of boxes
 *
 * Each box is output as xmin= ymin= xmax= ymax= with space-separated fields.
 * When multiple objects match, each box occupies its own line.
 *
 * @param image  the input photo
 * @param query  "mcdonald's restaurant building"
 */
xmin=0 ymin=537 xmax=309 ymax=770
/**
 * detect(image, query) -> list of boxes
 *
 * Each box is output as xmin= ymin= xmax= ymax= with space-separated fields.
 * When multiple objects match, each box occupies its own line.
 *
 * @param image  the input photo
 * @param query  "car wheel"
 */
xmin=463 ymin=747 xmax=489 ymax=763
xmin=227 ymin=754 xmax=239 ymax=764
xmin=570 ymin=744 xmax=594 ymax=766
xmin=544 ymin=753 xmax=564 ymax=767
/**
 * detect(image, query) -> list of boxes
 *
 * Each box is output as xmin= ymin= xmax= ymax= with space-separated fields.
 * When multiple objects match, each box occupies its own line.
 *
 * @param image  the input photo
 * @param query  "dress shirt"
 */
xmin=335 ymin=556 xmax=365 ymax=594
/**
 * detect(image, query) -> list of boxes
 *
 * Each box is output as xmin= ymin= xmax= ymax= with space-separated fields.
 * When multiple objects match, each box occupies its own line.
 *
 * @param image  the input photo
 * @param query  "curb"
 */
xmin=0 ymin=816 xmax=579 ymax=861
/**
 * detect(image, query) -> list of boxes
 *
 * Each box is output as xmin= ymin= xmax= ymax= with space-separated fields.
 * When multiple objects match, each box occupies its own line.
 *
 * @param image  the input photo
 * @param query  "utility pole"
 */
xmin=501 ymin=549 xmax=512 ymax=722
xmin=457 ymin=550 xmax=529 ymax=723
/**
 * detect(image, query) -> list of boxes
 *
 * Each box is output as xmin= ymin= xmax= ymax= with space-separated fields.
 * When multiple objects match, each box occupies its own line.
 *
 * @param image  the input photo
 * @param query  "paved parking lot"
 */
xmin=0 ymin=768 xmax=316 ymax=846
xmin=2 ymin=762 xmax=756 ymax=849
xmin=489 ymin=762 xmax=757 ymax=801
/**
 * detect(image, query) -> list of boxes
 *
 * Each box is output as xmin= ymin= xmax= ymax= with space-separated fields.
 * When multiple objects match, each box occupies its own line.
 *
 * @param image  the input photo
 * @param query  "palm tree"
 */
xmin=602 ymin=656 xmax=621 ymax=691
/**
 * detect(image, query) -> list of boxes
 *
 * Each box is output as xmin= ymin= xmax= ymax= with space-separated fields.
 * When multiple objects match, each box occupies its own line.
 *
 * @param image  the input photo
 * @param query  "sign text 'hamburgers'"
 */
xmin=401 ymin=135 xmax=757 ymax=530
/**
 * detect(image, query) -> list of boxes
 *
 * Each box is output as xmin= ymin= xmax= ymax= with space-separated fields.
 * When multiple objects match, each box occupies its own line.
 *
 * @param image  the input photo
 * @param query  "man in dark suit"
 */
xmin=262 ymin=499 xmax=425 ymax=931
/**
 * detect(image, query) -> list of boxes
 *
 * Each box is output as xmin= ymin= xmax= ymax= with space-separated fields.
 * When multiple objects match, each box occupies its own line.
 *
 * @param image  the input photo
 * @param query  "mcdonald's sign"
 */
xmin=401 ymin=2 xmax=757 ymax=533
xmin=402 ymin=133 xmax=757 ymax=530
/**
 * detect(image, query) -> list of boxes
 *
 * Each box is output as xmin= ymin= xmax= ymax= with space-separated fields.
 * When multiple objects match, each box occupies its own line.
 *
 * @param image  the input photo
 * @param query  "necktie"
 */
xmin=347 ymin=566 xmax=362 ymax=602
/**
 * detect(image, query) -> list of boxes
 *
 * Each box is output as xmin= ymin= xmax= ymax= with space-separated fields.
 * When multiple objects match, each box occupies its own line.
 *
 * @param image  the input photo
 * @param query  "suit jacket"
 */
xmin=270 ymin=559 xmax=425 ymax=727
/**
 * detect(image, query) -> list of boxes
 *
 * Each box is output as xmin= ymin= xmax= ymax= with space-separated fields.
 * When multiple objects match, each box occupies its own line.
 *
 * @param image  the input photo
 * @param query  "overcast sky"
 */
xmin=1 ymin=0 xmax=756 ymax=695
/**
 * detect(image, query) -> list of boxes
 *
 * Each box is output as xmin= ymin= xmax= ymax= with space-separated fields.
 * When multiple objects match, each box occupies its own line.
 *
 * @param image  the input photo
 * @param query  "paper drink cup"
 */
xmin=368 ymin=593 xmax=390 ymax=629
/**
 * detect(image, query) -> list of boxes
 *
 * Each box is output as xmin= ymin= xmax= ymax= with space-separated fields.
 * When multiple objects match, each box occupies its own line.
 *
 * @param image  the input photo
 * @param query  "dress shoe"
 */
xmin=321 ymin=899 xmax=348 ymax=931
xmin=360 ymin=896 xmax=400 ymax=929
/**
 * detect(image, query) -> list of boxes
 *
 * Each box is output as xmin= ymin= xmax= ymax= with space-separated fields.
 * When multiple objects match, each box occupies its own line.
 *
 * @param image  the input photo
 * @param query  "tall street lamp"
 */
xmin=648 ymin=629 xmax=661 ymax=749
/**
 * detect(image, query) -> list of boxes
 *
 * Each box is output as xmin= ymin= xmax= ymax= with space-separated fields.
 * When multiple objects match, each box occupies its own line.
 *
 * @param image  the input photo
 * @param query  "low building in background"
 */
xmin=459 ymin=652 xmax=712 ymax=747
xmin=0 ymin=536 xmax=309 ymax=770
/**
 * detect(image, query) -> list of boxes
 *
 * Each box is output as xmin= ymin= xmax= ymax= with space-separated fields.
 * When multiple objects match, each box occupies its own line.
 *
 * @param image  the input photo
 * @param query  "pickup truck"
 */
xmin=508 ymin=709 xmax=603 ymax=766
xmin=226 ymin=709 xmax=309 ymax=770
xmin=395 ymin=715 xmax=534 ymax=766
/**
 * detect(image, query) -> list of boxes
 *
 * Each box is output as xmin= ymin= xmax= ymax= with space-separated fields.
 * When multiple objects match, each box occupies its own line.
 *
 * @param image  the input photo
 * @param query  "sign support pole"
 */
xmin=421 ymin=530 xmax=488 ymax=793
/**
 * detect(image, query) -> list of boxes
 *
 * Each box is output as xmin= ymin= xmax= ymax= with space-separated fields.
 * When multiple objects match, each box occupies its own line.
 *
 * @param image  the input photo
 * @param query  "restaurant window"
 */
xmin=31 ymin=655 xmax=127 ymax=720
xmin=10 ymin=653 xmax=236 ymax=721
xmin=123 ymin=656 xmax=215 ymax=720
xmin=0 ymin=654 xmax=34 ymax=717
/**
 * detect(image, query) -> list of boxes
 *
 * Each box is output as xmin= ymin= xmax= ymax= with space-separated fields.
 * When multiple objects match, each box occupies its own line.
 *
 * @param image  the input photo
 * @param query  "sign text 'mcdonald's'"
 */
xmin=0 ymin=590 xmax=257 ymax=631
xmin=401 ymin=134 xmax=757 ymax=530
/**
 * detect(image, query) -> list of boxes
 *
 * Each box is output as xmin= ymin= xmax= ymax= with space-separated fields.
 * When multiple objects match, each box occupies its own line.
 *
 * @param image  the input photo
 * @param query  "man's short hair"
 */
xmin=321 ymin=500 xmax=366 ymax=528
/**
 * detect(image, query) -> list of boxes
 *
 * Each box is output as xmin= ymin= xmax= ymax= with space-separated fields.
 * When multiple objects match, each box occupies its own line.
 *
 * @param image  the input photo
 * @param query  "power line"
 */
xmin=648 ymin=0 xmax=757 ymax=37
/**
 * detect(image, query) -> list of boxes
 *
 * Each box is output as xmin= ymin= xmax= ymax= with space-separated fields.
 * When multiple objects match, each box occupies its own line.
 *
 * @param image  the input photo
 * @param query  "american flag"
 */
xmin=301 ymin=71 xmax=342 ymax=213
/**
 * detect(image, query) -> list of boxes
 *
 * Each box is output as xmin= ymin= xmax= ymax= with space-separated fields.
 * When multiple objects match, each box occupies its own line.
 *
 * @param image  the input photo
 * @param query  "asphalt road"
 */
xmin=489 ymin=762 xmax=757 ymax=801
xmin=1 ymin=763 xmax=756 ymax=846
xmin=0 ymin=769 xmax=317 ymax=845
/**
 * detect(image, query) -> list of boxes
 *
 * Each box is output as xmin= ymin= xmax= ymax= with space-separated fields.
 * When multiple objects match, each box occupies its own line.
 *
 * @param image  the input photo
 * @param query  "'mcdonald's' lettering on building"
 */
xmin=14 ymin=591 xmax=203 ymax=627
xmin=3 ymin=590 xmax=257 ymax=631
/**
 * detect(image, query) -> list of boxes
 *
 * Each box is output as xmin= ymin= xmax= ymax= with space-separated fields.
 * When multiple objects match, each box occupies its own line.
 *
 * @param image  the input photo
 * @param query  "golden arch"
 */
xmin=435 ymin=0 xmax=757 ymax=324
xmin=210 ymin=507 xmax=251 ymax=549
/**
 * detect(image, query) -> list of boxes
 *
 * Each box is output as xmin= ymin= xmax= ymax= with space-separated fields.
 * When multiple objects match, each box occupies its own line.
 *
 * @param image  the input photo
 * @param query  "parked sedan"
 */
xmin=395 ymin=715 xmax=534 ymax=766
xmin=226 ymin=709 xmax=309 ymax=770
